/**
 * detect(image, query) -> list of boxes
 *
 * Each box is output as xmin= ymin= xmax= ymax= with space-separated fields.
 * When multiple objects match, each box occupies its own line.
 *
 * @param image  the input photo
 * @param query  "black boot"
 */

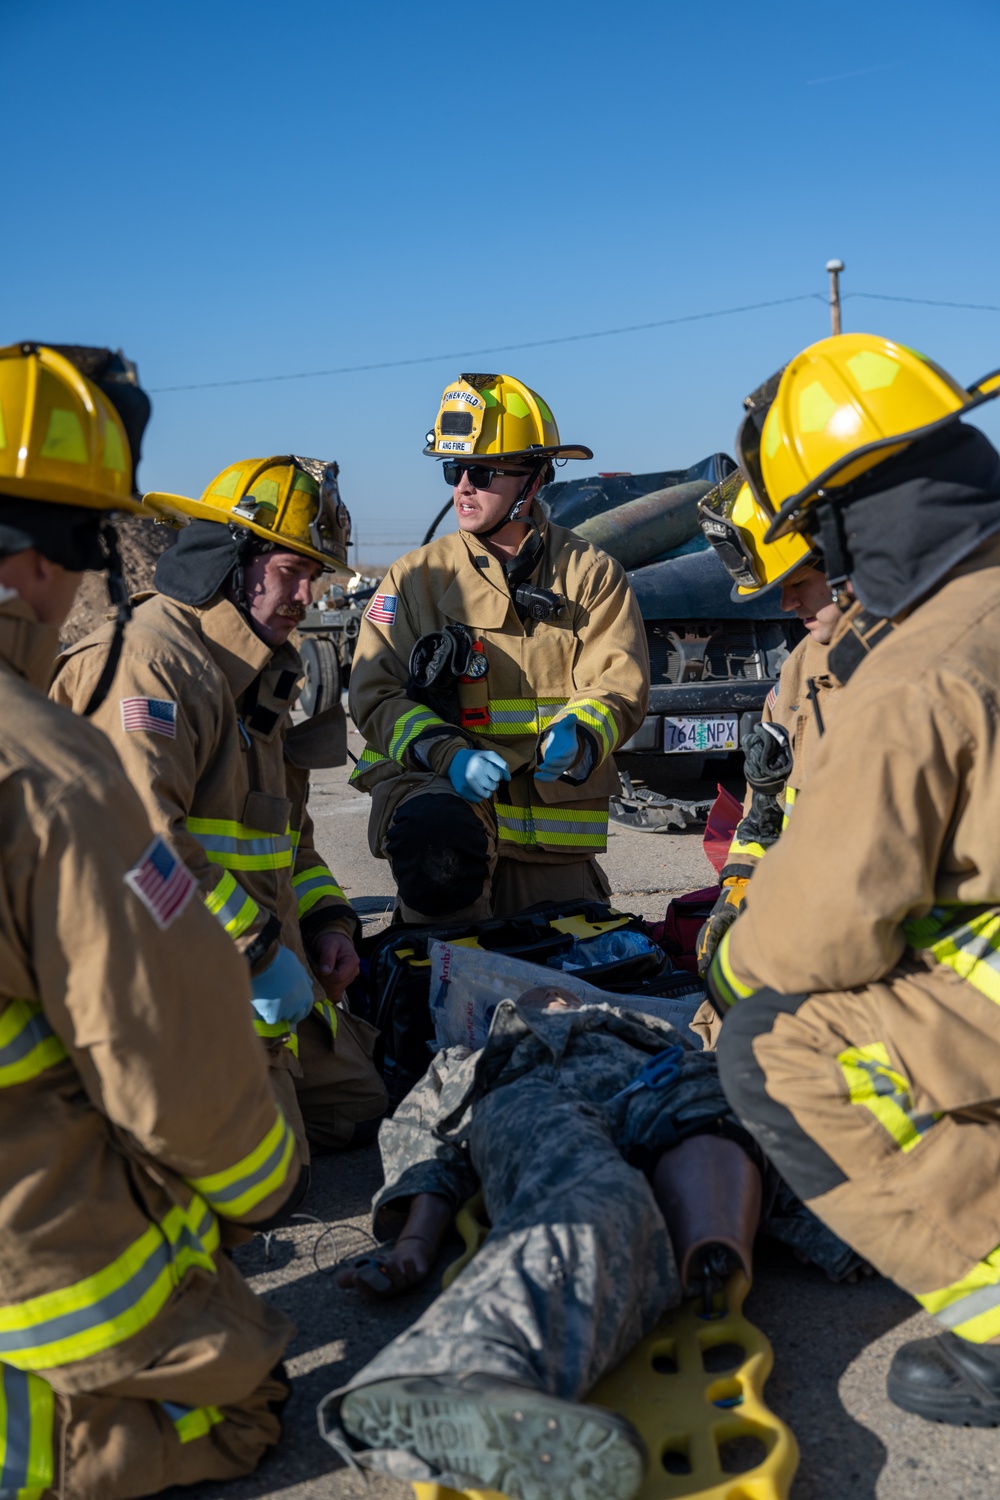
xmin=887 ymin=1332 xmax=1000 ymax=1426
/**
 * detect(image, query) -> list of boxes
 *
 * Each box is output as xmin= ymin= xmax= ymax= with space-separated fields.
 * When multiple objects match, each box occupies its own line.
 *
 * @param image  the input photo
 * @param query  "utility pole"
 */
xmin=826 ymin=258 xmax=844 ymax=335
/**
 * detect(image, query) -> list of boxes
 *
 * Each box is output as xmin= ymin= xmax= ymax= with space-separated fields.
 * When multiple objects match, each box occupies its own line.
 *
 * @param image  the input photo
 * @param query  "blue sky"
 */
xmin=4 ymin=0 xmax=999 ymax=569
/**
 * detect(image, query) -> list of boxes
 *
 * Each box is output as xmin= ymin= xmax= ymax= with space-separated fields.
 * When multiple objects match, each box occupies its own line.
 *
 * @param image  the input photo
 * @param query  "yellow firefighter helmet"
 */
xmin=144 ymin=455 xmax=351 ymax=568
xmin=0 ymin=343 xmax=141 ymax=513
xmin=699 ymin=472 xmax=816 ymax=595
xmin=735 ymin=334 xmax=1000 ymax=541
xmin=423 ymin=372 xmax=592 ymax=462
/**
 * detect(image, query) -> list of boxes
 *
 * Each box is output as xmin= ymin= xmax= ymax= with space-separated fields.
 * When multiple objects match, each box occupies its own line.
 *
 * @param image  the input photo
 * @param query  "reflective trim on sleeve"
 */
xmin=917 ymin=1245 xmax=1000 ymax=1342
xmin=0 ymin=1002 xmax=68 ymax=1089
xmin=709 ymin=928 xmax=756 ymax=1009
xmin=292 ymin=864 xmax=347 ymax=918
xmin=388 ymin=705 xmax=448 ymax=761
xmin=348 ymin=744 xmax=398 ymax=787
xmin=494 ymin=802 xmax=608 ymax=849
xmin=780 ymin=785 xmax=797 ymax=831
xmin=203 ymin=871 xmax=260 ymax=939
xmin=837 ymin=1042 xmax=939 ymax=1154
xmin=187 ymin=1109 xmax=296 ymax=1220
xmin=566 ymin=697 xmax=618 ymax=758
xmin=251 ymin=1016 xmax=299 ymax=1056
xmin=186 ymin=818 xmax=294 ymax=871
xmin=479 ymin=697 xmax=567 ymax=737
xmin=313 ymin=998 xmax=340 ymax=1036
xmin=904 ymin=903 xmax=1000 ymax=1008
xmin=0 ymin=1198 xmax=219 ymax=1371
xmin=728 ymin=834 xmax=769 ymax=863
xmin=159 ymin=1400 xmax=225 ymax=1445
xmin=0 ymin=1364 xmax=55 ymax=1498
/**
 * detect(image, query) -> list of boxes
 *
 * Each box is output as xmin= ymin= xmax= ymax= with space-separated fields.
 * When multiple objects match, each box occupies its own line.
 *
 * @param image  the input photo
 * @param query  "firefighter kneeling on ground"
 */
xmin=52 ymin=456 xmax=387 ymax=1155
xmin=693 ymin=472 xmax=843 ymax=1031
xmin=347 ymin=372 xmax=650 ymax=923
xmin=705 ymin=332 xmax=1000 ymax=1426
xmin=0 ymin=343 xmax=304 ymax=1498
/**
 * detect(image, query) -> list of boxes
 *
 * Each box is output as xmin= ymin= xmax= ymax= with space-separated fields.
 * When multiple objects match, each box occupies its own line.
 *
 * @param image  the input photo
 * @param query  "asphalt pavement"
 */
xmin=170 ymin=727 xmax=1000 ymax=1500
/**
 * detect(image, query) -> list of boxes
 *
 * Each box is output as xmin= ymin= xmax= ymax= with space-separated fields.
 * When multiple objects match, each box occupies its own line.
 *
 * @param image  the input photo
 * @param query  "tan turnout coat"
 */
xmin=52 ymin=592 xmax=355 ymax=992
xmin=348 ymin=518 xmax=649 ymax=864
xmin=0 ymin=590 xmax=299 ymax=1394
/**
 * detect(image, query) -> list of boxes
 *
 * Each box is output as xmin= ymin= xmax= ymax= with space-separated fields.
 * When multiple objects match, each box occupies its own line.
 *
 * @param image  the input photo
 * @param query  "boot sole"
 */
xmin=340 ymin=1376 xmax=646 ymax=1500
xmin=887 ymin=1370 xmax=1000 ymax=1428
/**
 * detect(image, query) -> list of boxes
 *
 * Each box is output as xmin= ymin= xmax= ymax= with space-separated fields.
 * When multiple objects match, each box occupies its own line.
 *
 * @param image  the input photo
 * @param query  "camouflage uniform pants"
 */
xmin=342 ymin=1073 xmax=676 ymax=1400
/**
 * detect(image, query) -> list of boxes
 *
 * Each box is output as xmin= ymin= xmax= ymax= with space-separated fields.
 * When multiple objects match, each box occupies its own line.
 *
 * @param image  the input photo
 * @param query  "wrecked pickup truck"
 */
xmin=536 ymin=455 xmax=802 ymax=829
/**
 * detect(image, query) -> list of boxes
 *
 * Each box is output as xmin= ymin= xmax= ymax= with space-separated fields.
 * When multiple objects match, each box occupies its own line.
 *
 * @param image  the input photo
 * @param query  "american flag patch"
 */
xmin=121 ymin=697 xmax=177 ymax=738
xmin=124 ymin=836 xmax=195 ymax=930
xmin=367 ymin=592 xmax=397 ymax=625
xmin=765 ymin=686 xmax=778 ymax=712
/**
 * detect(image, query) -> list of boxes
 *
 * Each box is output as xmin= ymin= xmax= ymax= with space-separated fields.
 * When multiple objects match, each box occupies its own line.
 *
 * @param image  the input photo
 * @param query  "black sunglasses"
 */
xmin=442 ymin=461 xmax=533 ymax=489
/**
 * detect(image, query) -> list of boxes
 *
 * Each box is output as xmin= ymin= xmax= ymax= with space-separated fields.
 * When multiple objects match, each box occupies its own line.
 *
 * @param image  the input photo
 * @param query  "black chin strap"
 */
xmin=814 ymin=497 xmax=853 ymax=609
xmin=477 ymin=466 xmax=542 ymax=539
xmin=82 ymin=522 xmax=133 ymax=717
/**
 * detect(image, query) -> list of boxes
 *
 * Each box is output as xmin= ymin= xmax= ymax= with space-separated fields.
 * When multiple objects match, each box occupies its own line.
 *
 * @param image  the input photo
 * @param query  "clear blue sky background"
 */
xmin=4 ymin=0 xmax=999 ymax=569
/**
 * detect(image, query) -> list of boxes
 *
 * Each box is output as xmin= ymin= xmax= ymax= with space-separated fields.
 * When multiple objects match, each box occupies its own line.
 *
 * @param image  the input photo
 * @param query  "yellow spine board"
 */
xmin=419 ymin=1191 xmax=798 ymax=1500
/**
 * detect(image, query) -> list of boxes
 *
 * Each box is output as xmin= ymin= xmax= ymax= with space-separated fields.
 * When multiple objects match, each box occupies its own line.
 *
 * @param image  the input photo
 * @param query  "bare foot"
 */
xmin=337 ymin=1236 xmax=436 ymax=1298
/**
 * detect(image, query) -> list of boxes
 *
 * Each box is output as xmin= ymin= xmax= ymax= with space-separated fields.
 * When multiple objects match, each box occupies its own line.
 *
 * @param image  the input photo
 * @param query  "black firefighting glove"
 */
xmin=696 ymin=878 xmax=749 ymax=977
xmin=407 ymin=624 xmax=473 ymax=724
xmin=742 ymin=720 xmax=793 ymax=793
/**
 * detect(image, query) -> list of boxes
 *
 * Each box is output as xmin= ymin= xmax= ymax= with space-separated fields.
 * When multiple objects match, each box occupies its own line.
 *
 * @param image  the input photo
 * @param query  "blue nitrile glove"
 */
xmin=448 ymin=748 xmax=511 ymax=804
xmin=250 ymin=945 xmax=316 ymax=1026
xmin=535 ymin=713 xmax=581 ymax=782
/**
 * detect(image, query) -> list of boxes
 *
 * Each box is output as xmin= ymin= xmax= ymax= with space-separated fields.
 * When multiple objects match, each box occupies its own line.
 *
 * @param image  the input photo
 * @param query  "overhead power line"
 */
xmin=148 ymin=289 xmax=1000 ymax=395
xmin=149 ymin=293 xmax=823 ymax=393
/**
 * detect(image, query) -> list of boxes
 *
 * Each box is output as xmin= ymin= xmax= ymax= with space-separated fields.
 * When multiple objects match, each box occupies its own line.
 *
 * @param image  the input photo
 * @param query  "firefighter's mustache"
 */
xmin=276 ymin=603 xmax=307 ymax=621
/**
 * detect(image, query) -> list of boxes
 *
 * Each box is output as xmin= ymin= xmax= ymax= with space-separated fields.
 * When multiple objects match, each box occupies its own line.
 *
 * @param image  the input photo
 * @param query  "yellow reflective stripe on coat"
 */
xmin=186 ymin=817 xmax=294 ymax=871
xmin=904 ymin=903 xmax=1000 ymax=1007
xmin=917 ymin=1244 xmax=1000 ymax=1342
xmin=388 ymin=705 xmax=447 ymax=760
xmin=160 ymin=1399 xmax=225 ymax=1445
xmin=0 ymin=1365 xmax=55 ymax=1498
xmin=0 ymin=1197 xmax=219 ymax=1371
xmin=709 ymin=928 xmax=756 ymax=1009
xmin=837 ymin=1042 xmax=939 ymax=1154
xmin=252 ymin=1016 xmax=299 ymax=1056
xmin=781 ymin=785 xmax=797 ymax=831
xmin=292 ymin=863 xmax=346 ymax=918
xmin=203 ymin=871 xmax=260 ymax=939
xmin=480 ymin=697 xmax=567 ymax=736
xmin=566 ymin=697 xmax=618 ymax=758
xmin=348 ymin=744 xmax=397 ymax=787
xmin=187 ymin=1108 xmax=295 ymax=1220
xmin=728 ymin=832 xmax=769 ymax=863
xmin=313 ymin=997 xmax=340 ymax=1036
xmin=0 ymin=1002 xmax=68 ymax=1089
xmin=494 ymin=802 xmax=608 ymax=849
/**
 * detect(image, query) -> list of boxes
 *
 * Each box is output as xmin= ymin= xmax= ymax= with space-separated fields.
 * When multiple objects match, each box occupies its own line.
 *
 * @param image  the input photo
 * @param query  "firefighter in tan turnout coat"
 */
xmin=707 ymin=333 xmax=1000 ymax=1426
xmin=53 ymin=456 xmax=387 ymax=1152
xmin=348 ymin=373 xmax=649 ymax=923
xmin=0 ymin=344 xmax=302 ymax=1498
xmin=695 ymin=475 xmax=843 ymax=989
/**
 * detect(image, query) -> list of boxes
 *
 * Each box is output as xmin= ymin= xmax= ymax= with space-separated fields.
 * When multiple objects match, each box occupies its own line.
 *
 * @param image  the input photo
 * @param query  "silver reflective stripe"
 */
xmin=936 ymin=1282 xmax=1000 ymax=1329
xmin=192 ymin=832 xmax=291 ymax=859
xmin=193 ymin=1129 xmax=291 ymax=1210
xmin=0 ymin=1201 xmax=215 ymax=1359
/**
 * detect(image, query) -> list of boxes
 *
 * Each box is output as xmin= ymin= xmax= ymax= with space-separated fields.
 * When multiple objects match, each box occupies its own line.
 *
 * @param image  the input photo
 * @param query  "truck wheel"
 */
xmin=299 ymin=636 xmax=341 ymax=716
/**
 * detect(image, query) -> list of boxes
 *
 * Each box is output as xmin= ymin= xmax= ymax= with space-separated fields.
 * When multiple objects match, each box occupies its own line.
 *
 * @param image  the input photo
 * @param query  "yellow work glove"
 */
xmin=696 ymin=877 xmax=750 ymax=978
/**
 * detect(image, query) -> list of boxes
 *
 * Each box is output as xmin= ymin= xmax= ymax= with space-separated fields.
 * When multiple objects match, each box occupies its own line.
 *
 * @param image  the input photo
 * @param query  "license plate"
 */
xmin=663 ymin=715 xmax=738 ymax=753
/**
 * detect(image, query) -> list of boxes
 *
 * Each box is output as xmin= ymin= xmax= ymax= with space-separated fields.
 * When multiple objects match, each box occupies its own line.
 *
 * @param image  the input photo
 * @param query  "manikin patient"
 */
xmin=320 ymin=986 xmax=853 ymax=1500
